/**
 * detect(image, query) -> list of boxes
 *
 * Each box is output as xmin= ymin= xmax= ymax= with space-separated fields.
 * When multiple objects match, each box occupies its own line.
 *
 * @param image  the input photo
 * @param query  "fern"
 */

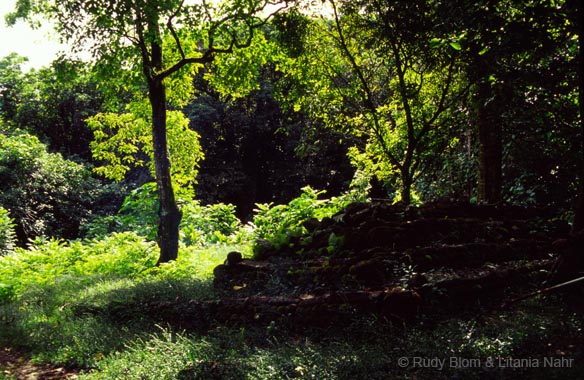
xmin=252 ymin=186 xmax=351 ymax=250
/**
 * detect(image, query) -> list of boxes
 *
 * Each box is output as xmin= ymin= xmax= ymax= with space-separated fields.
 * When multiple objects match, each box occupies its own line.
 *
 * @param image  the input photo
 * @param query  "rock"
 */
xmin=213 ymin=264 xmax=229 ymax=281
xmin=253 ymin=239 xmax=276 ymax=259
xmin=225 ymin=251 xmax=243 ymax=266
xmin=407 ymin=273 xmax=428 ymax=288
xmin=209 ymin=200 xmax=567 ymax=325
xmin=302 ymin=217 xmax=320 ymax=232
xmin=379 ymin=287 xmax=422 ymax=318
xmin=365 ymin=225 xmax=397 ymax=248
xmin=349 ymin=259 xmax=386 ymax=288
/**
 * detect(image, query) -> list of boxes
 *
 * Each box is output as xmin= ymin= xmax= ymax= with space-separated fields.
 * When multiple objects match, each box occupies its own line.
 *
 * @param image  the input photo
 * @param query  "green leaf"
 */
xmin=448 ymin=41 xmax=462 ymax=50
xmin=429 ymin=37 xmax=443 ymax=48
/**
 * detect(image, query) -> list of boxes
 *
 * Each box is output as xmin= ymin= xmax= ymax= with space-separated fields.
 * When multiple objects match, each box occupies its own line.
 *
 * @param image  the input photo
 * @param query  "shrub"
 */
xmin=0 ymin=130 xmax=102 ymax=242
xmin=83 ymin=182 xmax=246 ymax=246
xmin=252 ymin=186 xmax=352 ymax=249
xmin=180 ymin=202 xmax=243 ymax=246
xmin=0 ymin=206 xmax=16 ymax=255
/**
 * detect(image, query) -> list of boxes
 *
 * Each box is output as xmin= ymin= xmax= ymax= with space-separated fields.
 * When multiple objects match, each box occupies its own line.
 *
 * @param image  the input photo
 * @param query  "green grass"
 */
xmin=73 ymin=300 xmax=583 ymax=380
xmin=0 ymin=235 xmax=250 ymax=367
xmin=1 ymin=232 xmax=583 ymax=379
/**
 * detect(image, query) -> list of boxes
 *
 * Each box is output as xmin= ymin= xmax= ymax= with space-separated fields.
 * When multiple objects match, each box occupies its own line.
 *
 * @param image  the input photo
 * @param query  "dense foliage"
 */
xmin=83 ymin=182 xmax=247 ymax=246
xmin=1 ymin=0 xmax=580 ymax=218
xmin=252 ymin=186 xmax=360 ymax=249
xmin=0 ymin=206 xmax=16 ymax=255
xmin=188 ymin=74 xmax=356 ymax=218
xmin=1 ymin=56 xmax=104 ymax=160
xmin=0 ymin=130 xmax=104 ymax=242
xmin=87 ymin=103 xmax=204 ymax=186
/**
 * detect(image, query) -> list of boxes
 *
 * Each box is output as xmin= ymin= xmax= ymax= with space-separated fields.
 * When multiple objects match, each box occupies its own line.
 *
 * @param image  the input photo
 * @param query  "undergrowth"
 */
xmin=1 ymin=233 xmax=582 ymax=379
xmin=1 ymin=188 xmax=583 ymax=379
xmin=0 ymin=207 xmax=15 ymax=256
xmin=252 ymin=186 xmax=361 ymax=250
xmin=0 ymin=229 xmax=251 ymax=367
xmin=74 ymin=301 xmax=583 ymax=380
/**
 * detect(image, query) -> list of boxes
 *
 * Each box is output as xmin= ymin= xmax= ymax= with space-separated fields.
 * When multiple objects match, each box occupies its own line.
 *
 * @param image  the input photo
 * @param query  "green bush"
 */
xmin=83 ymin=182 xmax=246 ymax=246
xmin=180 ymin=201 xmax=244 ymax=246
xmin=0 ymin=130 xmax=102 ymax=242
xmin=0 ymin=206 xmax=16 ymax=255
xmin=252 ymin=186 xmax=352 ymax=249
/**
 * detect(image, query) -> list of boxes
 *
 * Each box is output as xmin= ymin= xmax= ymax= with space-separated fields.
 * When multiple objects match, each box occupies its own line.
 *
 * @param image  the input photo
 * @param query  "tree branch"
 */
xmin=167 ymin=0 xmax=187 ymax=60
xmin=501 ymin=275 xmax=584 ymax=309
xmin=134 ymin=9 xmax=153 ymax=79
xmin=330 ymin=0 xmax=401 ymax=170
xmin=158 ymin=0 xmax=289 ymax=82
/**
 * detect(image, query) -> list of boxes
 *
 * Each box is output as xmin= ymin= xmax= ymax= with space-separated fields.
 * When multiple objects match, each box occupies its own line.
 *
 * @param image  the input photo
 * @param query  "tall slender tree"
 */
xmin=438 ymin=0 xmax=577 ymax=204
xmin=570 ymin=0 xmax=583 ymax=232
xmin=278 ymin=0 xmax=468 ymax=204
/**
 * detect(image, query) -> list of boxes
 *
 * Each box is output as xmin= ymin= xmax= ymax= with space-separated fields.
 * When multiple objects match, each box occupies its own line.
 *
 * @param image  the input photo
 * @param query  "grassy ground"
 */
xmin=1 ymin=234 xmax=583 ymax=379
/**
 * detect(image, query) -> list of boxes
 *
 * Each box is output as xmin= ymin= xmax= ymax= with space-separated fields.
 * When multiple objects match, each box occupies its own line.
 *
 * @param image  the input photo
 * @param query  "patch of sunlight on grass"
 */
xmin=151 ymin=243 xmax=253 ymax=280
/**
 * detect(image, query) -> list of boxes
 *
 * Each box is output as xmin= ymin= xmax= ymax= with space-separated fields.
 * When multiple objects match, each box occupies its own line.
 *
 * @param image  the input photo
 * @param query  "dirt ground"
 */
xmin=0 ymin=348 xmax=78 ymax=380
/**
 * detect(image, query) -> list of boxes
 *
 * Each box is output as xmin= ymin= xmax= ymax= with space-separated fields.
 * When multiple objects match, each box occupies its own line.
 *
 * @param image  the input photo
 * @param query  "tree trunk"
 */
xmin=574 ymin=190 xmax=584 ymax=234
xmin=150 ymin=78 xmax=182 ymax=264
xmin=574 ymin=2 xmax=584 ymax=234
xmin=401 ymin=169 xmax=413 ymax=205
xmin=476 ymin=79 xmax=502 ymax=204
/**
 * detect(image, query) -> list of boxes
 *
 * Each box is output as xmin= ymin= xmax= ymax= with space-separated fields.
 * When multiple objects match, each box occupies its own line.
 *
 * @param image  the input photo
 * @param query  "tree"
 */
xmin=187 ymin=68 xmax=355 ymax=218
xmin=86 ymin=97 xmax=204 ymax=188
xmin=570 ymin=0 xmax=583 ymax=233
xmin=0 ymin=130 xmax=101 ymax=242
xmin=14 ymin=60 xmax=104 ymax=160
xmin=278 ymin=0 xmax=468 ymax=204
xmin=438 ymin=0 xmax=578 ymax=204
xmin=0 ymin=53 xmax=27 ymax=122
xmin=8 ymin=0 xmax=290 ymax=263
